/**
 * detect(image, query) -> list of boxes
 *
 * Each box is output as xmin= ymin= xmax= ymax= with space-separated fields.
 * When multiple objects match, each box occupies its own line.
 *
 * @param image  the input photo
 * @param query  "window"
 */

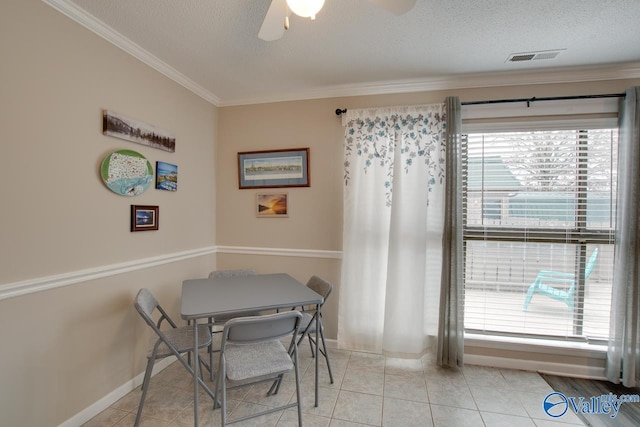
xmin=462 ymin=127 xmax=617 ymax=342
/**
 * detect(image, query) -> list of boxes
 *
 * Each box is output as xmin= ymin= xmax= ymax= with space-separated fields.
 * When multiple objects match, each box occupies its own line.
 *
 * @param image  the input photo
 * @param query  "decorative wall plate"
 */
xmin=101 ymin=149 xmax=153 ymax=196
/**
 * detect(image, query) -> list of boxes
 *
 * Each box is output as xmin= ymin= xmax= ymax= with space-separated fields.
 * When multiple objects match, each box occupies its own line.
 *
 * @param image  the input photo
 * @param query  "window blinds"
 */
xmin=462 ymin=128 xmax=617 ymax=341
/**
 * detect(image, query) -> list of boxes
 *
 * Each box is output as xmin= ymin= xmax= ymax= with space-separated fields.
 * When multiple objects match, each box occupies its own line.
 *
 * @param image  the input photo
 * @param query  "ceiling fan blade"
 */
xmin=258 ymin=0 xmax=288 ymax=41
xmin=368 ymin=0 xmax=417 ymax=15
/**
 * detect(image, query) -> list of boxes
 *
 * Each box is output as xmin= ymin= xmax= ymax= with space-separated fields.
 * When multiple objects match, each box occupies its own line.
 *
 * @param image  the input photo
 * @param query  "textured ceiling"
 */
xmin=51 ymin=0 xmax=640 ymax=105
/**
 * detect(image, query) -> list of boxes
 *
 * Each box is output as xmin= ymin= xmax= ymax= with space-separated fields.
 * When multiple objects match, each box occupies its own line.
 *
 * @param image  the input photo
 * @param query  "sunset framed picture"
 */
xmin=256 ymin=193 xmax=288 ymax=218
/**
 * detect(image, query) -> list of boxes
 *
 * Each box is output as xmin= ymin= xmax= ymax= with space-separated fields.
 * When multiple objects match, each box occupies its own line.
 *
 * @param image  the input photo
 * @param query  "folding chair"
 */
xmin=297 ymin=276 xmax=334 ymax=384
xmin=197 ymin=269 xmax=261 ymax=379
xmin=214 ymin=311 xmax=303 ymax=426
xmin=133 ymin=288 xmax=215 ymax=427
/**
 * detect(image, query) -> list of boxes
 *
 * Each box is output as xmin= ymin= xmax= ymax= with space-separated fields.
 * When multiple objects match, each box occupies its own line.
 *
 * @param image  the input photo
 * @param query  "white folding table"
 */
xmin=181 ymin=273 xmax=324 ymax=426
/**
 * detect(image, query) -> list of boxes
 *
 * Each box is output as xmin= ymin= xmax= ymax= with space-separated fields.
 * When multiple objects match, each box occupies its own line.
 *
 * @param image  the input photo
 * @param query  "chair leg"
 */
xmin=187 ymin=319 xmax=192 ymax=366
xmin=198 ymin=355 xmax=205 ymax=383
xmin=196 ymin=352 xmax=216 ymax=386
xmin=207 ymin=327 xmax=214 ymax=382
xmin=271 ymin=331 xmax=311 ymax=396
xmin=308 ymin=333 xmax=315 ymax=357
xmin=308 ymin=327 xmax=334 ymax=385
xmin=214 ymin=358 xmax=227 ymax=427
xmin=167 ymin=346 xmax=216 ymax=402
xmin=135 ymin=357 xmax=155 ymax=427
xmin=319 ymin=328 xmax=334 ymax=384
xmin=292 ymin=344 xmax=303 ymax=427
xmin=268 ymin=377 xmax=280 ymax=396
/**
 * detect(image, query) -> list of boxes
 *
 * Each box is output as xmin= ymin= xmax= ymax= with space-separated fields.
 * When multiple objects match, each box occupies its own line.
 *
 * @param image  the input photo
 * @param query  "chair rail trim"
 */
xmin=0 ymin=246 xmax=342 ymax=301
xmin=216 ymin=245 xmax=343 ymax=259
xmin=0 ymin=247 xmax=217 ymax=302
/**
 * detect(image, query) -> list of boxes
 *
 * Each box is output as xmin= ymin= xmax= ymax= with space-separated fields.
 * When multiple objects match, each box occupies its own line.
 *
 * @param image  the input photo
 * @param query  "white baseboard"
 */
xmin=325 ymin=338 xmax=337 ymax=349
xmin=329 ymin=337 xmax=607 ymax=379
xmin=58 ymin=357 xmax=176 ymax=427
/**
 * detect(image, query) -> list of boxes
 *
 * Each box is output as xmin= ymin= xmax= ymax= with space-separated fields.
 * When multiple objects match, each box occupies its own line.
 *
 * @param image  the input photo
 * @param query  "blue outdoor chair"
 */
xmin=523 ymin=248 xmax=598 ymax=311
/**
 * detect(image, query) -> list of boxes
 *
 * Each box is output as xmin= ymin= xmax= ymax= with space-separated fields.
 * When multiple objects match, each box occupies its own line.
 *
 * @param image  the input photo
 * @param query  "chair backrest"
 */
xmin=135 ymin=288 xmax=158 ymax=319
xmin=306 ymin=276 xmax=332 ymax=304
xmin=223 ymin=311 xmax=302 ymax=345
xmin=208 ymin=269 xmax=256 ymax=279
xmin=584 ymin=248 xmax=599 ymax=280
xmin=134 ymin=288 xmax=177 ymax=332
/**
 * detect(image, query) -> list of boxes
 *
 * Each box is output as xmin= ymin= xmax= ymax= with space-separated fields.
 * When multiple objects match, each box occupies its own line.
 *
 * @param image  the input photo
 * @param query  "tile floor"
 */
xmin=82 ymin=343 xmax=585 ymax=427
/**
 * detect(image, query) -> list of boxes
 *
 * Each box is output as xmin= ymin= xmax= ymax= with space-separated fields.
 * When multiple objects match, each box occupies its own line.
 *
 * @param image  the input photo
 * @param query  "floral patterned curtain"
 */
xmin=343 ymin=106 xmax=446 ymax=206
xmin=338 ymin=104 xmax=447 ymax=356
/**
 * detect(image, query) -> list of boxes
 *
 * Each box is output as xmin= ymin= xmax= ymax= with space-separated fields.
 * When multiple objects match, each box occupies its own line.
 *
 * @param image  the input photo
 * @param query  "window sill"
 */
xmin=463 ymin=333 xmax=608 ymax=378
xmin=465 ymin=333 xmax=607 ymax=359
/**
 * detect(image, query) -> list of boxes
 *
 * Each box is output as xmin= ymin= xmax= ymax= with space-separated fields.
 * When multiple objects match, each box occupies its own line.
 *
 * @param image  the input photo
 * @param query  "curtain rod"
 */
xmin=335 ymin=93 xmax=625 ymax=115
xmin=461 ymin=93 xmax=625 ymax=107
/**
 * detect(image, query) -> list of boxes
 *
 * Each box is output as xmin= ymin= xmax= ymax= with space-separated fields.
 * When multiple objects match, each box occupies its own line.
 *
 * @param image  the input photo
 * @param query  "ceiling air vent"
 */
xmin=506 ymin=49 xmax=564 ymax=63
xmin=509 ymin=53 xmax=536 ymax=62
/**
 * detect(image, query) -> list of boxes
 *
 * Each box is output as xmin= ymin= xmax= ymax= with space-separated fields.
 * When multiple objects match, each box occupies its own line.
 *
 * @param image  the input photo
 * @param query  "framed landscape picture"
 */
xmin=131 ymin=205 xmax=159 ymax=231
xmin=256 ymin=193 xmax=288 ymax=218
xmin=238 ymin=148 xmax=309 ymax=189
xmin=156 ymin=161 xmax=178 ymax=191
xmin=103 ymin=110 xmax=176 ymax=152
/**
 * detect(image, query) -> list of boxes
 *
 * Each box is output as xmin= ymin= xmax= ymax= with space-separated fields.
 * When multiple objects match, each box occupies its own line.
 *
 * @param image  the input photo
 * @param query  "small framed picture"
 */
xmin=156 ymin=161 xmax=178 ymax=191
xmin=256 ymin=193 xmax=288 ymax=218
xmin=131 ymin=205 xmax=159 ymax=231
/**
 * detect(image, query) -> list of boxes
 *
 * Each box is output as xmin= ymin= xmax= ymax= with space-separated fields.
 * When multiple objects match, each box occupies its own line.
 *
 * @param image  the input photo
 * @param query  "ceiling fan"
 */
xmin=258 ymin=0 xmax=417 ymax=41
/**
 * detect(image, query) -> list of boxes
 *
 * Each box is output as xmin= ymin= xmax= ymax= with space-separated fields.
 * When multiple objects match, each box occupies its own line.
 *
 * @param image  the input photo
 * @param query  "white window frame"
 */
xmin=459 ymin=98 xmax=618 ymax=371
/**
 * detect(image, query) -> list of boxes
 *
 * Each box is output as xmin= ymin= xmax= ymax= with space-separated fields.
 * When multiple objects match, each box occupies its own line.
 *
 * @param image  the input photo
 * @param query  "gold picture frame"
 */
xmin=256 ymin=193 xmax=288 ymax=218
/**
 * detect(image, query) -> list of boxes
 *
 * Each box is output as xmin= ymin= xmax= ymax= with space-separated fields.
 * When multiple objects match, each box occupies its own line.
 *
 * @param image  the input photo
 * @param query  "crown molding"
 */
xmin=219 ymin=62 xmax=640 ymax=106
xmin=43 ymin=1 xmax=640 ymax=108
xmin=42 ymin=0 xmax=221 ymax=106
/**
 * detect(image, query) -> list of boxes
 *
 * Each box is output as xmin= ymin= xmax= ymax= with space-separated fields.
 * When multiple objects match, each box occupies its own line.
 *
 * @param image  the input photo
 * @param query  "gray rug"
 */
xmin=541 ymin=374 xmax=640 ymax=427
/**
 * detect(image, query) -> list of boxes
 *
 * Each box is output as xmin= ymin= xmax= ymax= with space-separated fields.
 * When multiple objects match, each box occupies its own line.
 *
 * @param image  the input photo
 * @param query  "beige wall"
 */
xmin=0 ymin=1 xmax=217 ymax=425
xmin=215 ymin=78 xmax=639 ymax=343
xmin=217 ymin=99 xmax=345 ymax=250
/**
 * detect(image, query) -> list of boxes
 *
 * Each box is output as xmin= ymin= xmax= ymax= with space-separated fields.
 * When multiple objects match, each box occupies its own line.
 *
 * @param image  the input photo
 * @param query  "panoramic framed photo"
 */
xmin=131 ymin=205 xmax=159 ymax=232
xmin=256 ymin=193 xmax=288 ymax=218
xmin=103 ymin=110 xmax=176 ymax=152
xmin=238 ymin=148 xmax=309 ymax=189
